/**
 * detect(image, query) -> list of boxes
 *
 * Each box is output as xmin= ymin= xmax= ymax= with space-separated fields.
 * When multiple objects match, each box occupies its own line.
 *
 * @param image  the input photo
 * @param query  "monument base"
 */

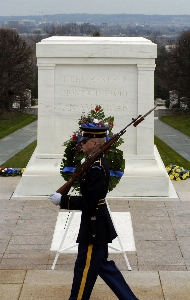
xmin=13 ymin=146 xmax=171 ymax=198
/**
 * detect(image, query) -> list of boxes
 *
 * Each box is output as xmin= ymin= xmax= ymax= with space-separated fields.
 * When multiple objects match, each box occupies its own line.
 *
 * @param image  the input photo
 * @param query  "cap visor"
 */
xmin=80 ymin=137 xmax=90 ymax=142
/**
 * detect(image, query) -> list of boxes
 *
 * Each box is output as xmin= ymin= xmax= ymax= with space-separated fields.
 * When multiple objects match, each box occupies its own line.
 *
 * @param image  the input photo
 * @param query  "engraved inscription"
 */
xmin=61 ymin=103 xmax=128 ymax=112
xmin=63 ymin=90 xmax=129 ymax=97
xmin=60 ymin=75 xmax=129 ymax=99
xmin=63 ymin=76 xmax=128 ymax=83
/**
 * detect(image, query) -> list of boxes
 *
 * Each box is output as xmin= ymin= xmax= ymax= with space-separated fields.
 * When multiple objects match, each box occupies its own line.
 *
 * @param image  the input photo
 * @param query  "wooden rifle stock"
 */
xmin=56 ymin=176 xmax=77 ymax=195
xmin=56 ymin=106 xmax=157 ymax=195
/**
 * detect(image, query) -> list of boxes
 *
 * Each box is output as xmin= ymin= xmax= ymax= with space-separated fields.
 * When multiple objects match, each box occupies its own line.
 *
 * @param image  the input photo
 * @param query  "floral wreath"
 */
xmin=0 ymin=167 xmax=25 ymax=176
xmin=60 ymin=105 xmax=125 ymax=192
xmin=166 ymin=164 xmax=190 ymax=181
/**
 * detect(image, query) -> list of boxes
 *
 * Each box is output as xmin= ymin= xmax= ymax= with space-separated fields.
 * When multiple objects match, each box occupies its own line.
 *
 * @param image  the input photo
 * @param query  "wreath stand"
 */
xmin=51 ymin=200 xmax=132 ymax=271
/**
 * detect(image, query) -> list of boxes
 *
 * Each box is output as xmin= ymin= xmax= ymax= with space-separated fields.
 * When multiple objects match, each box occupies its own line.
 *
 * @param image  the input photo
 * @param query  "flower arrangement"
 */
xmin=0 ymin=167 xmax=25 ymax=176
xmin=166 ymin=164 xmax=190 ymax=180
xmin=60 ymin=105 xmax=125 ymax=192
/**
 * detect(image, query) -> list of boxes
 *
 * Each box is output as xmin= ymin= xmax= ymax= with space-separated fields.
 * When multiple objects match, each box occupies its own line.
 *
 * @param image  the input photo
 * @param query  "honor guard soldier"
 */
xmin=50 ymin=126 xmax=139 ymax=300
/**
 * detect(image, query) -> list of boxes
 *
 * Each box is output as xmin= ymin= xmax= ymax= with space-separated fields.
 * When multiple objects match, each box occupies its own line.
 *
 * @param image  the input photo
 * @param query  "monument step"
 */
xmin=4 ymin=269 xmax=190 ymax=300
xmin=0 ymin=269 xmax=167 ymax=300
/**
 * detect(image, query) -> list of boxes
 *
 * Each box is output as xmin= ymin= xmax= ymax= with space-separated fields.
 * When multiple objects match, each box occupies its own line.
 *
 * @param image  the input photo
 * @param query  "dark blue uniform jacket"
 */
xmin=60 ymin=155 xmax=117 ymax=244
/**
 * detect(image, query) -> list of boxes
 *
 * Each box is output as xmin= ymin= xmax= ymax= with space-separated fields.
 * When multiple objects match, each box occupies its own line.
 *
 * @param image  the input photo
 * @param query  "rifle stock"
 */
xmin=56 ymin=106 xmax=156 ymax=195
xmin=56 ymin=177 xmax=76 ymax=194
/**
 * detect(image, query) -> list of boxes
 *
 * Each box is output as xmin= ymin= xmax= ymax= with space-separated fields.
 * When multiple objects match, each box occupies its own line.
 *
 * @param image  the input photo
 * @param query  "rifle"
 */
xmin=56 ymin=106 xmax=157 ymax=195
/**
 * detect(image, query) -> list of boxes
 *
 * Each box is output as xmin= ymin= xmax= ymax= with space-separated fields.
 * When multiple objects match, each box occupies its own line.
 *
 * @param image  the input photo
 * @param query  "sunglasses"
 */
xmin=81 ymin=139 xmax=89 ymax=144
xmin=81 ymin=139 xmax=94 ymax=145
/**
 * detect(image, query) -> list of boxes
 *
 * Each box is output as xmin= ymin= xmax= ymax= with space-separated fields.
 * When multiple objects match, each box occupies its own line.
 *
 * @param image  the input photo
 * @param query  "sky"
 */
xmin=1 ymin=0 xmax=190 ymax=17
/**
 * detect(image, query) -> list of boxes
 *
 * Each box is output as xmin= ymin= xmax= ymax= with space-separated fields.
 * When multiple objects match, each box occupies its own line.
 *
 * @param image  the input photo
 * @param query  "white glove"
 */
xmin=50 ymin=192 xmax=62 ymax=205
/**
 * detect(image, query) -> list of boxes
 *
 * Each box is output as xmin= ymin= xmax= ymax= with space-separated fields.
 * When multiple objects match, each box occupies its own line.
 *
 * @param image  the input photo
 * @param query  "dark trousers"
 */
xmin=69 ymin=243 xmax=139 ymax=300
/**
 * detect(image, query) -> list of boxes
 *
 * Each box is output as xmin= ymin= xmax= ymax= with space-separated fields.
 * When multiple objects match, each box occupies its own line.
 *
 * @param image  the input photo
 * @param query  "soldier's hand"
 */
xmin=50 ymin=192 xmax=61 ymax=205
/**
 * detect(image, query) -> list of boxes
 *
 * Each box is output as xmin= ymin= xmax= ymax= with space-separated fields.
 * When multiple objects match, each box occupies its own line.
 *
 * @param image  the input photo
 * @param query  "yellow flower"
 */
xmin=169 ymin=175 xmax=174 ymax=180
xmin=176 ymin=177 xmax=181 ymax=181
xmin=166 ymin=166 xmax=171 ymax=171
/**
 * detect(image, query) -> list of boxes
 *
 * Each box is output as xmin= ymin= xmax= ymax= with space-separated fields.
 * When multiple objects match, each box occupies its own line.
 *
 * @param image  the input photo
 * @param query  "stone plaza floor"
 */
xmin=1 ymin=176 xmax=190 ymax=299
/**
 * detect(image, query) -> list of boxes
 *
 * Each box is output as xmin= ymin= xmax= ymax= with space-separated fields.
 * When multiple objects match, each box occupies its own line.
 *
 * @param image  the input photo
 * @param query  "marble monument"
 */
xmin=16 ymin=36 xmax=170 ymax=197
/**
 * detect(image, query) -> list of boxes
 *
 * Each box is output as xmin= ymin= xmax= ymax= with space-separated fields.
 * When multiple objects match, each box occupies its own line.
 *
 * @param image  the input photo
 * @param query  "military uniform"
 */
xmin=60 ymin=155 xmax=139 ymax=300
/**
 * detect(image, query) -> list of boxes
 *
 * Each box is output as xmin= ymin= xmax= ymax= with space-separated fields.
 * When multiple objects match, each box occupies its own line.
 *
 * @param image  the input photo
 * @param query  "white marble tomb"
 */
xmin=16 ymin=36 xmax=170 ymax=197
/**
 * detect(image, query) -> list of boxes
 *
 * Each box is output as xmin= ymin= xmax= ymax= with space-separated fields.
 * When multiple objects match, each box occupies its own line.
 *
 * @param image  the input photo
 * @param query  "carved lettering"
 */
xmin=61 ymin=103 xmax=128 ymax=112
xmin=62 ymin=76 xmax=128 ymax=83
xmin=62 ymin=90 xmax=128 ymax=97
xmin=63 ymin=76 xmax=84 ymax=83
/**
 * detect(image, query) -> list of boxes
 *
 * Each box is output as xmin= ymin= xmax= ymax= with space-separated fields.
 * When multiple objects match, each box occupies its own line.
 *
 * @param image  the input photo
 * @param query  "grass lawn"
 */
xmin=160 ymin=114 xmax=190 ymax=137
xmin=156 ymin=114 xmax=190 ymax=170
xmin=0 ymin=111 xmax=37 ymax=168
xmin=0 ymin=140 xmax=37 ymax=168
xmin=154 ymin=136 xmax=190 ymax=170
xmin=0 ymin=111 xmax=37 ymax=139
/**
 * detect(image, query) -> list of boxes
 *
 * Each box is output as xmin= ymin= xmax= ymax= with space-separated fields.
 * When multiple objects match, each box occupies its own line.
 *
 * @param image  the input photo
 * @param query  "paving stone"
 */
xmin=0 ymin=177 xmax=21 ymax=200
xmin=5 ymin=244 xmax=50 ymax=253
xmin=20 ymin=270 xmax=163 ymax=300
xmin=19 ymin=271 xmax=72 ymax=299
xmin=0 ymin=283 xmax=22 ymax=300
xmin=0 ymin=243 xmax=9 ymax=253
xmin=138 ymin=264 xmax=187 ymax=271
xmin=19 ymin=284 xmax=71 ymax=300
xmin=24 ymin=200 xmax=59 ymax=208
xmin=0 ymin=206 xmax=22 ymax=214
xmin=0 ymin=226 xmax=18 ymax=236
xmin=9 ymin=235 xmax=52 ymax=245
xmin=176 ymin=191 xmax=190 ymax=201
xmin=160 ymin=271 xmax=190 ymax=300
xmin=165 ymin=201 xmax=190 ymax=212
xmin=0 ymin=259 xmax=48 ymax=270
xmin=136 ymin=240 xmax=185 ymax=265
xmin=107 ymin=200 xmax=130 ymax=211
xmin=172 ymin=180 xmax=190 ymax=194
xmin=0 ymin=270 xmax=26 ymax=283
xmin=133 ymin=228 xmax=175 ymax=241
xmin=172 ymin=224 xmax=190 ymax=237
xmin=24 ymin=270 xmax=73 ymax=284
xmin=177 ymin=237 xmax=190 ymax=258
xmin=2 ymin=252 xmax=50 ymax=261
xmin=129 ymin=200 xmax=166 ymax=210
xmin=122 ymin=271 xmax=164 ymax=300
xmin=0 ymin=236 xmax=10 ymax=253
xmin=12 ymin=220 xmax=55 ymax=236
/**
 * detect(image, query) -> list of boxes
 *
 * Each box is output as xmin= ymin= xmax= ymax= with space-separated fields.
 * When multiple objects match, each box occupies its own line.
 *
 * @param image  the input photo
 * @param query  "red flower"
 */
xmin=109 ymin=121 xmax=114 ymax=127
xmin=72 ymin=134 xmax=77 ymax=141
xmin=95 ymin=106 xmax=100 ymax=111
xmin=76 ymin=145 xmax=81 ymax=151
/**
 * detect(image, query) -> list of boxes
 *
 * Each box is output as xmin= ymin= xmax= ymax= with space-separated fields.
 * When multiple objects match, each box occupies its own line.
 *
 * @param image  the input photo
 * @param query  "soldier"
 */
xmin=50 ymin=126 xmax=139 ymax=300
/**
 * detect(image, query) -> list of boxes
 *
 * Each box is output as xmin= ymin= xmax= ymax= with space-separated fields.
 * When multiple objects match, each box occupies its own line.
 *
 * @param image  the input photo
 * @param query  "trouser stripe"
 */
xmin=77 ymin=244 xmax=93 ymax=300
